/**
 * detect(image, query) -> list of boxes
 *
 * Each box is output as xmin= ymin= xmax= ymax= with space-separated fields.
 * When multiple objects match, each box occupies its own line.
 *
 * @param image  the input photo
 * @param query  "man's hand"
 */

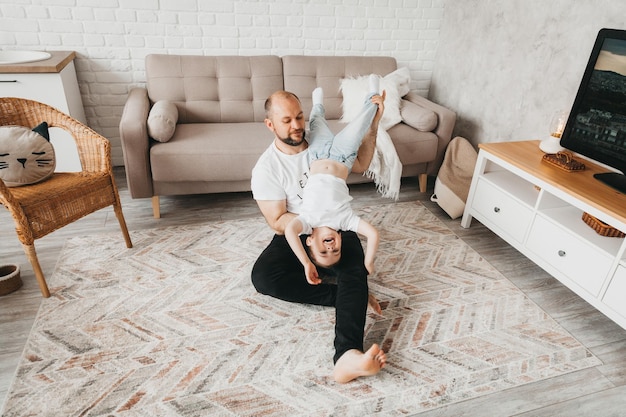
xmin=371 ymin=90 xmax=386 ymax=127
xmin=352 ymin=90 xmax=386 ymax=174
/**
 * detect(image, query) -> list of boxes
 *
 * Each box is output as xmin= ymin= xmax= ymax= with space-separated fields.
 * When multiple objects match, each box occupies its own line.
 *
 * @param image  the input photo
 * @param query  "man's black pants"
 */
xmin=251 ymin=231 xmax=368 ymax=363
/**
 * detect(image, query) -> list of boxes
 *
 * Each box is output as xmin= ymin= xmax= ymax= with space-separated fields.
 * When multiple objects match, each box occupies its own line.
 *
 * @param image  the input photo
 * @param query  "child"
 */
xmin=285 ymin=75 xmax=383 ymax=285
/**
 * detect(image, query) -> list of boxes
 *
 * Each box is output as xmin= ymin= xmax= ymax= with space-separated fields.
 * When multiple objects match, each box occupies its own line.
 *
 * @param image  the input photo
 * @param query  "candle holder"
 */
xmin=539 ymin=110 xmax=568 ymax=154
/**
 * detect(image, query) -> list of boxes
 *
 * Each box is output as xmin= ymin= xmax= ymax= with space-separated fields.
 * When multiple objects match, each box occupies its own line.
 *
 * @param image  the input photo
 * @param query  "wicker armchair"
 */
xmin=0 ymin=97 xmax=132 ymax=298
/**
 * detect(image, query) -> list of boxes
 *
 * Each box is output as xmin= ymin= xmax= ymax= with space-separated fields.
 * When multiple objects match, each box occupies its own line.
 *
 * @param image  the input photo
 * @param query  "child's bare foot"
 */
xmin=333 ymin=344 xmax=386 ymax=383
xmin=368 ymin=293 xmax=382 ymax=315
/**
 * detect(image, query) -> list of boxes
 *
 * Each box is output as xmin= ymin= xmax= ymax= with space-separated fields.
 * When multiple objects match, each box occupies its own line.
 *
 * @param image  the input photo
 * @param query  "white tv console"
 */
xmin=461 ymin=140 xmax=626 ymax=330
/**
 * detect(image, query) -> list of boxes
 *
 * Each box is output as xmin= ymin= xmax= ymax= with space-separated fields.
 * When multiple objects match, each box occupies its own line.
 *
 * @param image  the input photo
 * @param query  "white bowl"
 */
xmin=0 ymin=51 xmax=52 ymax=65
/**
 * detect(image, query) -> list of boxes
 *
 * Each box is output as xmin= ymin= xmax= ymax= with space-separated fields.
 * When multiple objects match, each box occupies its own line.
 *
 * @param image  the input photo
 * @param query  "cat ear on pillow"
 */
xmin=0 ymin=122 xmax=56 ymax=187
xmin=32 ymin=121 xmax=51 ymax=141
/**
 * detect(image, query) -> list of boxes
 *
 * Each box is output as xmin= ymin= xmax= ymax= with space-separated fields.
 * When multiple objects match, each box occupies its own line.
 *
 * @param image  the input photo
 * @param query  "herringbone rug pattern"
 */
xmin=1 ymin=202 xmax=600 ymax=416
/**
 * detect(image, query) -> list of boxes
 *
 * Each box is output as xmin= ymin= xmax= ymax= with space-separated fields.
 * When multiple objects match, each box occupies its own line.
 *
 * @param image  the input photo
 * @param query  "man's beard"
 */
xmin=278 ymin=129 xmax=306 ymax=147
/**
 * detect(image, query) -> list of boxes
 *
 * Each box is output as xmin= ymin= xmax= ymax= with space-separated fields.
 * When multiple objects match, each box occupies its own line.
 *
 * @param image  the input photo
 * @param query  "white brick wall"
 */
xmin=0 ymin=0 xmax=444 ymax=166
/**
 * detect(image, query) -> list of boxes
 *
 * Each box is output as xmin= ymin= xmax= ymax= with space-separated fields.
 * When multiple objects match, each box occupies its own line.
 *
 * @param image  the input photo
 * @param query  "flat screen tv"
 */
xmin=560 ymin=28 xmax=626 ymax=195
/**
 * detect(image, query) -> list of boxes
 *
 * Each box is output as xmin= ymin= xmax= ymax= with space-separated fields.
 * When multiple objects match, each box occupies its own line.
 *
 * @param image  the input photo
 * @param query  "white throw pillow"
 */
xmin=147 ymin=100 xmax=178 ymax=142
xmin=385 ymin=67 xmax=411 ymax=97
xmin=340 ymin=68 xmax=409 ymax=131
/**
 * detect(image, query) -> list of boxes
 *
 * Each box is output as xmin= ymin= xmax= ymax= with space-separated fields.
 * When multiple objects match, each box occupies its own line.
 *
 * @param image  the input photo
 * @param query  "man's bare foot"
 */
xmin=333 ymin=344 xmax=386 ymax=383
xmin=368 ymin=293 xmax=382 ymax=315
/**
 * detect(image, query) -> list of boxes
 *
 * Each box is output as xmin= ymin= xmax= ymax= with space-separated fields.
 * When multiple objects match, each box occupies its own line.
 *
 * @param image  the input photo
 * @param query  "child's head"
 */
xmin=305 ymin=226 xmax=342 ymax=268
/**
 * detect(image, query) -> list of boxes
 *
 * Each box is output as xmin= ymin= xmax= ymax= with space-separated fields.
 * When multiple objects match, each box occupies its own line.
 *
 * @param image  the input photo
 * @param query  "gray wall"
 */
xmin=430 ymin=0 xmax=626 ymax=146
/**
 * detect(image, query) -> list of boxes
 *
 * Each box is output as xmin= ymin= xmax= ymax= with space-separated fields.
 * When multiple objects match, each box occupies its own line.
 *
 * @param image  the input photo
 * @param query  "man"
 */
xmin=251 ymin=89 xmax=387 ymax=383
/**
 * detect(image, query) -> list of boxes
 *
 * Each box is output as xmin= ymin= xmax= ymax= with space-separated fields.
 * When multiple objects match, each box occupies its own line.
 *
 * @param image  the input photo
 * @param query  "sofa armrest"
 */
xmin=119 ymin=87 xmax=153 ymax=198
xmin=403 ymin=92 xmax=456 ymax=176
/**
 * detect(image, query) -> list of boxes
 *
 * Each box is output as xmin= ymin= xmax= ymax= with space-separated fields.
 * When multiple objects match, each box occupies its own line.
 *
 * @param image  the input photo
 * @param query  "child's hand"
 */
xmin=365 ymin=261 xmax=375 ymax=275
xmin=304 ymin=262 xmax=321 ymax=285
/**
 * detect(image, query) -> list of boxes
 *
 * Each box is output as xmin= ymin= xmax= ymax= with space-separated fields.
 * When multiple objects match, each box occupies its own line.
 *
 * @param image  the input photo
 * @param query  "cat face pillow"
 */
xmin=0 ymin=122 xmax=56 ymax=187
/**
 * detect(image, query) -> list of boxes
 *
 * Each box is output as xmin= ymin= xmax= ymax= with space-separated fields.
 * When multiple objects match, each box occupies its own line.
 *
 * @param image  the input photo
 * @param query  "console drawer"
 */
xmin=527 ymin=215 xmax=612 ymax=296
xmin=472 ymin=178 xmax=533 ymax=243
xmin=0 ymin=73 xmax=69 ymax=113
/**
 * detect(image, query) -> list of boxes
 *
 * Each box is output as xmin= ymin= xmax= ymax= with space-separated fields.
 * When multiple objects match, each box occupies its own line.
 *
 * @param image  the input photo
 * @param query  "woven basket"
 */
xmin=542 ymin=151 xmax=586 ymax=172
xmin=0 ymin=264 xmax=22 ymax=296
xmin=582 ymin=212 xmax=626 ymax=238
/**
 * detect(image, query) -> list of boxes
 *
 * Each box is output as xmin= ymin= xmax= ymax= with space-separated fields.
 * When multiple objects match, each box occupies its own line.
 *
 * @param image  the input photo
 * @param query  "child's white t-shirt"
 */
xmin=296 ymin=173 xmax=361 ymax=234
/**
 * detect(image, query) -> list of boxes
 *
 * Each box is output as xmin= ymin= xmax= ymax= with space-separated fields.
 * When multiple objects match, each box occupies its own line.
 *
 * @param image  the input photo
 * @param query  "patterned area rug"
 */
xmin=2 ymin=201 xmax=600 ymax=416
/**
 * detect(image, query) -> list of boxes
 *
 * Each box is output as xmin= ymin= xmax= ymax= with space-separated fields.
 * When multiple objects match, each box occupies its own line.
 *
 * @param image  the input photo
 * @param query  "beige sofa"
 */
xmin=119 ymin=54 xmax=456 ymax=218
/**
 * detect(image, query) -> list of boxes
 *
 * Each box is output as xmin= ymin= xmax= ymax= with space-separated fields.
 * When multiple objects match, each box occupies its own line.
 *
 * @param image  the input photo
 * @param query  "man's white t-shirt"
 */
xmin=251 ymin=142 xmax=310 ymax=214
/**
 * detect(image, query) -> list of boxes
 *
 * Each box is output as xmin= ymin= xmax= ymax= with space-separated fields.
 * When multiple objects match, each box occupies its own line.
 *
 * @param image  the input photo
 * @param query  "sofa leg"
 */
xmin=152 ymin=196 xmax=161 ymax=219
xmin=418 ymin=173 xmax=428 ymax=193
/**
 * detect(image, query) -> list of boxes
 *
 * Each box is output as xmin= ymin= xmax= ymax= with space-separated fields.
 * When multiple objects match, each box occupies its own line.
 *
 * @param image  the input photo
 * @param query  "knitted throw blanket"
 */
xmin=364 ymin=126 xmax=402 ymax=200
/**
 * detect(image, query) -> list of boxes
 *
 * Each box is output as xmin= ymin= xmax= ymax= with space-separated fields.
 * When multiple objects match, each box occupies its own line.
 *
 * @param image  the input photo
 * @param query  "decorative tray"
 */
xmin=542 ymin=151 xmax=586 ymax=172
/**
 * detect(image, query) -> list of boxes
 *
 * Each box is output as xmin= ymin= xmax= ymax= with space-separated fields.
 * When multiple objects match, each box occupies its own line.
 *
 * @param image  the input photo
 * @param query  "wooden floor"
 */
xmin=1 ymin=170 xmax=625 ymax=416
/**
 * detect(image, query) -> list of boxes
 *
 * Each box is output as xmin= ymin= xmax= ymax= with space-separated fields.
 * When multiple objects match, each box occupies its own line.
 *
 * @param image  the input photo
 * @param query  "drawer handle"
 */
xmin=0 ymin=80 xmax=18 ymax=83
xmin=493 ymin=207 xmax=501 ymax=213
xmin=558 ymin=250 xmax=566 ymax=257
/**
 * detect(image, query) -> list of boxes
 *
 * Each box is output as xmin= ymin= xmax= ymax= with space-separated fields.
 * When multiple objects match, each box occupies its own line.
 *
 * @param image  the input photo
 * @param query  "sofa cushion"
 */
xmin=147 ymin=100 xmax=178 ymax=142
xmin=150 ymin=123 xmax=273 ymax=182
xmin=145 ymin=55 xmax=284 ymax=124
xmin=282 ymin=55 xmax=398 ymax=120
xmin=400 ymin=99 xmax=438 ymax=132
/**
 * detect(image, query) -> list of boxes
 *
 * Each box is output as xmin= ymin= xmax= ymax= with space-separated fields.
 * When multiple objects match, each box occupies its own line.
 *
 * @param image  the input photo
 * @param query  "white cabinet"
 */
xmin=604 ymin=265 xmax=626 ymax=319
xmin=0 ymin=51 xmax=85 ymax=172
xmin=462 ymin=140 xmax=626 ymax=330
xmin=526 ymin=214 xmax=613 ymax=297
xmin=471 ymin=173 xmax=536 ymax=244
